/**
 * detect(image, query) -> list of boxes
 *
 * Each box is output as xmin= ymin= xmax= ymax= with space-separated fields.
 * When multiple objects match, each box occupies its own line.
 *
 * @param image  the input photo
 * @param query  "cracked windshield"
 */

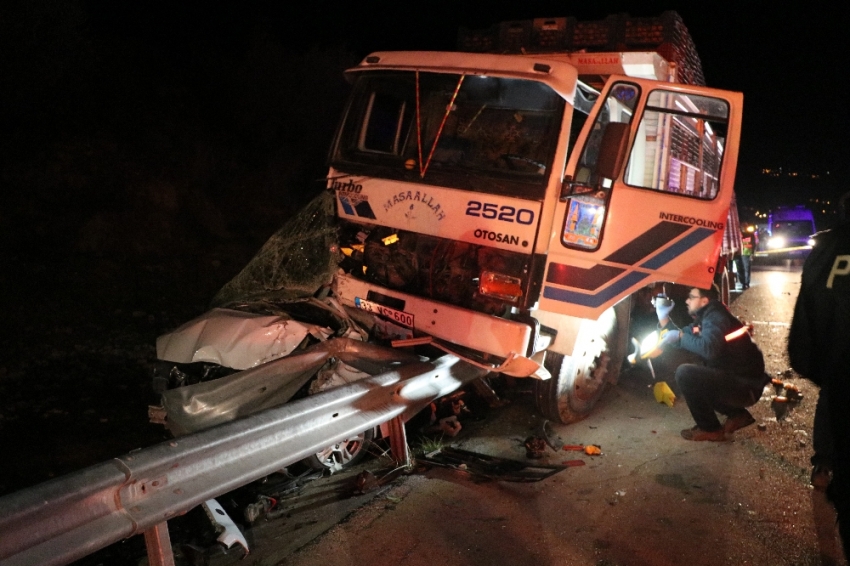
xmin=333 ymin=71 xmax=565 ymax=198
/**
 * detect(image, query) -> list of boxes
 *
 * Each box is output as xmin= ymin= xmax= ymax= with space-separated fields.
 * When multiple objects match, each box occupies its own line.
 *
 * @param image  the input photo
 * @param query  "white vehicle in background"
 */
xmin=762 ymin=205 xmax=817 ymax=258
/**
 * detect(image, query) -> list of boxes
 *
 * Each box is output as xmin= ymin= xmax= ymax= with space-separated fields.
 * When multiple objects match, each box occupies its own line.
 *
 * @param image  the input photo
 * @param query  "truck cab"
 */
xmin=329 ymin=48 xmax=743 ymax=423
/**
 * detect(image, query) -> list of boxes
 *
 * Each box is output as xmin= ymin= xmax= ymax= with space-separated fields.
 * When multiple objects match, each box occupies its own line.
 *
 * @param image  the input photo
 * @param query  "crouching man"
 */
xmin=656 ymin=286 xmax=769 ymax=441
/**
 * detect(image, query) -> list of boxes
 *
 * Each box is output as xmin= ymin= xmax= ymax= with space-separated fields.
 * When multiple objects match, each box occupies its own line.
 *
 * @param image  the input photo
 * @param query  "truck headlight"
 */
xmin=479 ymin=271 xmax=523 ymax=301
xmin=806 ymin=238 xmax=815 ymax=247
xmin=767 ymin=236 xmax=785 ymax=249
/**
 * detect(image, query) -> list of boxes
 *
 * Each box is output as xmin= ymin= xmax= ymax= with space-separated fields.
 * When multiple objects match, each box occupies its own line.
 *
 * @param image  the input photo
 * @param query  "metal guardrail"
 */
xmin=0 ymin=352 xmax=489 ymax=566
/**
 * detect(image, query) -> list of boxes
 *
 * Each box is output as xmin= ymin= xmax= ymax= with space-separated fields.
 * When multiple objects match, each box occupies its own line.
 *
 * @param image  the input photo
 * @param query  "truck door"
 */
xmin=539 ymin=76 xmax=743 ymax=320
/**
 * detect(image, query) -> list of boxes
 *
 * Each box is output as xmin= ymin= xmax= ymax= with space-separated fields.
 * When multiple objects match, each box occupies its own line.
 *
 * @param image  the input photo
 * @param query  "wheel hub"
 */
xmin=573 ymin=343 xmax=611 ymax=401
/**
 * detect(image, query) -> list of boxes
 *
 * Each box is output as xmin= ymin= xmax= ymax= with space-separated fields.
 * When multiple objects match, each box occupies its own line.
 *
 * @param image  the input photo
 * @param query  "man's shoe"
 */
xmin=723 ymin=410 xmax=756 ymax=434
xmin=680 ymin=426 xmax=726 ymax=441
xmin=810 ymin=465 xmax=832 ymax=492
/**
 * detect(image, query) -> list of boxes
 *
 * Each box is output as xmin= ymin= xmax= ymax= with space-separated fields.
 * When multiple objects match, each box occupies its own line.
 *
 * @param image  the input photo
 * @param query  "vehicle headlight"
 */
xmin=807 ymin=238 xmax=816 ymax=247
xmin=767 ymin=236 xmax=785 ymax=249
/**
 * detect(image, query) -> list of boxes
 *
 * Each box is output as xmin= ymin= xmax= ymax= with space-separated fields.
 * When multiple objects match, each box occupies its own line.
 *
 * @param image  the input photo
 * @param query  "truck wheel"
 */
xmin=534 ymin=301 xmax=630 ymax=424
xmin=715 ymin=265 xmax=730 ymax=305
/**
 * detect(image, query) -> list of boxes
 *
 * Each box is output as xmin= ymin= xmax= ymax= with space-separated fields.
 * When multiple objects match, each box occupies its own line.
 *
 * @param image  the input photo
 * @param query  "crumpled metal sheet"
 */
xmin=161 ymin=348 xmax=329 ymax=436
xmin=161 ymin=338 xmax=422 ymax=436
xmin=308 ymin=359 xmax=371 ymax=395
xmin=155 ymin=307 xmax=332 ymax=370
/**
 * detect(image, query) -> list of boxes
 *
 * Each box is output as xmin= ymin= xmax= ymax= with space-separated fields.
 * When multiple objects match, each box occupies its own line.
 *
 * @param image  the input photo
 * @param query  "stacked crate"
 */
xmin=457 ymin=11 xmax=705 ymax=86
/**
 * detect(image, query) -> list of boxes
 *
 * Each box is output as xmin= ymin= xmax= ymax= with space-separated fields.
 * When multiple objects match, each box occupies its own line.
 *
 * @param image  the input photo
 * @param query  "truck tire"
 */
xmin=715 ymin=263 xmax=731 ymax=305
xmin=534 ymin=300 xmax=630 ymax=424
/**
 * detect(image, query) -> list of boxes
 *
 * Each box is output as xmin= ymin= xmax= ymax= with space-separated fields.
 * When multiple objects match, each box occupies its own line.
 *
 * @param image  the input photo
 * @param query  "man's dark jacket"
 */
xmin=672 ymin=299 xmax=765 ymax=377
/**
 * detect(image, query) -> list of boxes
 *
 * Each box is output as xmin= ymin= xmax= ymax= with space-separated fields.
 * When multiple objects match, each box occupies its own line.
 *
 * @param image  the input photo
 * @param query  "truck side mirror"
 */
xmin=595 ymin=122 xmax=630 ymax=181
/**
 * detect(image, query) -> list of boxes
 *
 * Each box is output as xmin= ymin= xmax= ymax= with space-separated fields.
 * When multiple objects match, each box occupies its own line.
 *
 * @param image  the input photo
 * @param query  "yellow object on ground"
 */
xmin=653 ymin=381 xmax=676 ymax=407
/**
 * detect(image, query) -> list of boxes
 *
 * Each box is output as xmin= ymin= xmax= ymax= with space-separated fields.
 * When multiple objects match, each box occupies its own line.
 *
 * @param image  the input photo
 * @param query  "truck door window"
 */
xmin=562 ymin=83 xmax=639 ymax=250
xmin=574 ymin=83 xmax=638 ymax=187
xmin=624 ymin=89 xmax=730 ymax=200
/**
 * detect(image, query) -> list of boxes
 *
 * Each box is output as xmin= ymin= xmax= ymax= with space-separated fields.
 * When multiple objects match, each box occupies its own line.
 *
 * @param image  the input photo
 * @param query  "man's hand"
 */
xmin=653 ymin=297 xmax=675 ymax=322
xmin=659 ymin=329 xmax=681 ymax=347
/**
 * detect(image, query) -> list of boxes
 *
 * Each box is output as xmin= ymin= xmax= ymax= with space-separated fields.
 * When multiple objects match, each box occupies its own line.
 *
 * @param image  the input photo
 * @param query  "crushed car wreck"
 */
xmin=150 ymin=191 xmax=544 ymax=472
xmin=149 ymin=193 xmax=420 ymax=470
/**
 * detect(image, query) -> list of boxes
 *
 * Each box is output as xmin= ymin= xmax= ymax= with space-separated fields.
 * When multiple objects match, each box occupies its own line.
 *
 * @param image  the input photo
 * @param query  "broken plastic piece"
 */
xmin=653 ymin=381 xmax=676 ymax=407
xmin=563 ymin=460 xmax=586 ymax=467
xmin=497 ymin=353 xmax=547 ymax=378
xmin=584 ymin=445 xmax=602 ymax=456
xmin=202 ymin=499 xmax=249 ymax=554
xmin=563 ymin=444 xmax=584 ymax=451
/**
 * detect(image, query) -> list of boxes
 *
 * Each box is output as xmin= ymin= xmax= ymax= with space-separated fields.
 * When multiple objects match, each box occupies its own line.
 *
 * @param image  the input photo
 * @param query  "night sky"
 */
xmin=87 ymin=2 xmax=848 ymax=173
xmin=3 ymin=0 xmax=849 ymax=262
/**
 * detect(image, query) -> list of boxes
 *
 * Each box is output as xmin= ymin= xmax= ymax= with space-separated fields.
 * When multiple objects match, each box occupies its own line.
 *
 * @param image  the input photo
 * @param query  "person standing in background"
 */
xmin=735 ymin=226 xmax=756 ymax=290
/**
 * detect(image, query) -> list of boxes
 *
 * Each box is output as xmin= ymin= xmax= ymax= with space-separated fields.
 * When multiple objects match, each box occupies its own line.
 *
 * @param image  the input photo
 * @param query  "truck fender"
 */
xmin=532 ymin=309 xmax=585 ymax=356
xmin=532 ymin=296 xmax=630 ymax=358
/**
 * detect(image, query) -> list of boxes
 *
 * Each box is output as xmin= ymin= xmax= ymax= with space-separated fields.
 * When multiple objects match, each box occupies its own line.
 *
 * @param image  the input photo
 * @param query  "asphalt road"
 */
xmin=201 ymin=262 xmax=846 ymax=566
xmin=5 ymin=261 xmax=840 ymax=566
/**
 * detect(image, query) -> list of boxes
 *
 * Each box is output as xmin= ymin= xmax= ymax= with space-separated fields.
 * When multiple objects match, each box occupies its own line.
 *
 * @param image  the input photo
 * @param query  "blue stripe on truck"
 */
xmin=543 ymin=225 xmax=715 ymax=307
xmin=543 ymin=271 xmax=648 ymax=307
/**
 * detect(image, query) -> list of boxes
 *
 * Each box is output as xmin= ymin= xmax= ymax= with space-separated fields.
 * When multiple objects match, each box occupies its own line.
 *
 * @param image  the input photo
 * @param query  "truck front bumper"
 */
xmin=333 ymin=273 xmax=532 ymax=359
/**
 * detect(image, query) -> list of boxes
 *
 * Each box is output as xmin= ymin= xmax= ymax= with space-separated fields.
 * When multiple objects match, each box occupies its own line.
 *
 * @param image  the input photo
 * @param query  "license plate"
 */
xmin=354 ymin=297 xmax=414 ymax=328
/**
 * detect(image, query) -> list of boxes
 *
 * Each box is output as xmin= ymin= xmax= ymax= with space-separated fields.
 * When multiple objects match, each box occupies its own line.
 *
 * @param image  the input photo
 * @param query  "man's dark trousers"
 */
xmin=675 ymin=364 xmax=763 ymax=430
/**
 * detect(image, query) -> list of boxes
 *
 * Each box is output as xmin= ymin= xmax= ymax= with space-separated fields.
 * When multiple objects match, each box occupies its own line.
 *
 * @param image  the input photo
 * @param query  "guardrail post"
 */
xmin=144 ymin=522 xmax=176 ymax=566
xmin=387 ymin=415 xmax=410 ymax=467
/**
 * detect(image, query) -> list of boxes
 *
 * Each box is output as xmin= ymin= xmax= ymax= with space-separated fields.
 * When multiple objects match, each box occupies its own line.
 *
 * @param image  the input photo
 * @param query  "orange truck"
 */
xmin=327 ymin=12 xmax=744 ymax=423
xmin=155 ymin=12 xmax=745 ymax=443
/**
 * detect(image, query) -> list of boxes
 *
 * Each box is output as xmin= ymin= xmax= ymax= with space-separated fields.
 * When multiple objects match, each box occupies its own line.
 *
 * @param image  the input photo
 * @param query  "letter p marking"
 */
xmin=826 ymin=255 xmax=850 ymax=288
